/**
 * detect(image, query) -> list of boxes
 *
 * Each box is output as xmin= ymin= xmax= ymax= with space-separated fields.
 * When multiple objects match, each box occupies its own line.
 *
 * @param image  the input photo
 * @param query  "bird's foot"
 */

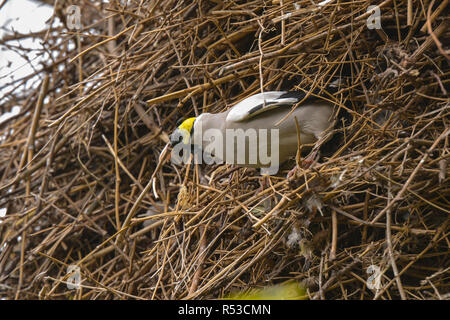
xmin=259 ymin=175 xmax=273 ymax=211
xmin=302 ymin=150 xmax=320 ymax=169
xmin=287 ymin=150 xmax=320 ymax=180
xmin=287 ymin=166 xmax=300 ymax=180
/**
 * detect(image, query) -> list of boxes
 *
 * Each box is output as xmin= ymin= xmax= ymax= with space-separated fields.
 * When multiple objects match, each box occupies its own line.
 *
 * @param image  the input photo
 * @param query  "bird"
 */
xmin=170 ymin=88 xmax=343 ymax=175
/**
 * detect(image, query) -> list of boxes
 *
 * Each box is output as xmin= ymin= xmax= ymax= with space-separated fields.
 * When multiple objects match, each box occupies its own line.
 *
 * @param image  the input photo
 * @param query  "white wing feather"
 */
xmin=226 ymin=91 xmax=300 ymax=123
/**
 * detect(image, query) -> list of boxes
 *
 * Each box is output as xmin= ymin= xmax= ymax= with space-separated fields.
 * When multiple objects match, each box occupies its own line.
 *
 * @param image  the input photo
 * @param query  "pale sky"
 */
xmin=0 ymin=0 xmax=53 ymax=122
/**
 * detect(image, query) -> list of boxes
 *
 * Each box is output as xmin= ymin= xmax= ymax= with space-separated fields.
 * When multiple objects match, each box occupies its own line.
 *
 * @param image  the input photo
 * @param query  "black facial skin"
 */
xmin=170 ymin=131 xmax=183 ymax=146
xmin=170 ymin=131 xmax=198 ymax=155
xmin=170 ymin=118 xmax=187 ymax=146
xmin=170 ymin=119 xmax=196 ymax=155
xmin=171 ymin=118 xmax=195 ymax=144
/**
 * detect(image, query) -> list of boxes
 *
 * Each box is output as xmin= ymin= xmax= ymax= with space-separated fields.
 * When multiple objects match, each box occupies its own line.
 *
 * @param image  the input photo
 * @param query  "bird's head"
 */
xmin=170 ymin=117 xmax=196 ymax=146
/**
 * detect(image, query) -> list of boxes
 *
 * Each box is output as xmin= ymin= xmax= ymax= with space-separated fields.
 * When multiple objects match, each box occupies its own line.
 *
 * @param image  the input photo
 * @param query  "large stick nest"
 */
xmin=0 ymin=0 xmax=449 ymax=300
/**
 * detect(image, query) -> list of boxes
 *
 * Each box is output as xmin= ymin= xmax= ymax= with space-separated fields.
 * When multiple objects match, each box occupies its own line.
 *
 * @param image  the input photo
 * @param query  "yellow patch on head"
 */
xmin=178 ymin=117 xmax=196 ymax=133
xmin=178 ymin=117 xmax=196 ymax=144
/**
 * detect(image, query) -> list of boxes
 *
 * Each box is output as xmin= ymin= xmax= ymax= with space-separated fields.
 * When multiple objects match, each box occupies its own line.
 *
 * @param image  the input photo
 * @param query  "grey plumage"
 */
xmin=188 ymin=92 xmax=335 ymax=171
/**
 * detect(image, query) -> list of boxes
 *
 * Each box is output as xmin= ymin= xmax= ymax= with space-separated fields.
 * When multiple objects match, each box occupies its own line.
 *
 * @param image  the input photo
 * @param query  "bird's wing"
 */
xmin=226 ymin=91 xmax=307 ymax=123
